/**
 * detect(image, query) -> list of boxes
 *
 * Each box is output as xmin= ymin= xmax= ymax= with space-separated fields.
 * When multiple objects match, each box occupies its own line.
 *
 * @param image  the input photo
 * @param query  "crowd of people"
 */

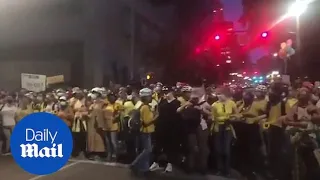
xmin=0 ymin=80 xmax=320 ymax=180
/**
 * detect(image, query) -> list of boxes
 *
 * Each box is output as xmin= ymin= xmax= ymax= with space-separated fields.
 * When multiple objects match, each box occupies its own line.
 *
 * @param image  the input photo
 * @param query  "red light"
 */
xmin=214 ymin=35 xmax=220 ymax=40
xmin=243 ymin=72 xmax=246 ymax=74
xmin=261 ymin=32 xmax=268 ymax=38
xmin=195 ymin=47 xmax=201 ymax=54
xmin=254 ymin=71 xmax=258 ymax=74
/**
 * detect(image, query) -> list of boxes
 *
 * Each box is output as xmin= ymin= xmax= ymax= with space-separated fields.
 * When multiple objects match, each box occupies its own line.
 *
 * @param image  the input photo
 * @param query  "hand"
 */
xmin=185 ymin=101 xmax=193 ymax=107
xmin=194 ymin=106 xmax=202 ymax=110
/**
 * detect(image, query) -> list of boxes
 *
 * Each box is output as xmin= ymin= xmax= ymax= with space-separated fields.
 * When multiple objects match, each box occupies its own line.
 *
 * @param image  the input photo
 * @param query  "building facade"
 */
xmin=0 ymin=0 xmax=174 ymax=90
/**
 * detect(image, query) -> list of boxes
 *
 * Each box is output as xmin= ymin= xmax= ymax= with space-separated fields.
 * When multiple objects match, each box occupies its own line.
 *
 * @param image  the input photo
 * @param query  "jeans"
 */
xmin=214 ymin=125 xmax=233 ymax=174
xmin=105 ymin=131 xmax=118 ymax=160
xmin=131 ymin=133 xmax=152 ymax=172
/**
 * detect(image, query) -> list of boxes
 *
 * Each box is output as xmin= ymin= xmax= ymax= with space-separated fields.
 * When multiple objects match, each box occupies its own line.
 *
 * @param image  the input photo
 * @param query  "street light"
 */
xmin=287 ymin=0 xmax=309 ymax=17
xmin=286 ymin=0 xmax=311 ymax=75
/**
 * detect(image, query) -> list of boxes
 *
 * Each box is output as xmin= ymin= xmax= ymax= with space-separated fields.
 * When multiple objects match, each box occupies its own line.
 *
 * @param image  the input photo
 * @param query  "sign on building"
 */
xmin=21 ymin=73 xmax=46 ymax=92
xmin=47 ymin=75 xmax=64 ymax=86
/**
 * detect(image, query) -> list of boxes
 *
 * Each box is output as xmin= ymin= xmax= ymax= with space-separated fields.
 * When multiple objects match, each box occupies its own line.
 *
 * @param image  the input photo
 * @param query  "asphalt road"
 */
xmin=0 ymin=155 xmax=234 ymax=180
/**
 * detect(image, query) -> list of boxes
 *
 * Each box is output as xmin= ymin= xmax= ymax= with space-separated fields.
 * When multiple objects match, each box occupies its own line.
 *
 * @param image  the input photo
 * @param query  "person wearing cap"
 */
xmin=86 ymin=90 xmax=106 ymax=160
xmin=149 ymin=86 xmax=181 ymax=173
xmin=265 ymin=82 xmax=294 ymax=179
xmin=32 ymin=93 xmax=45 ymax=112
xmin=71 ymin=96 xmax=88 ymax=158
xmin=131 ymin=88 xmax=156 ymax=175
xmin=57 ymin=96 xmax=74 ymax=128
xmin=104 ymin=92 xmax=120 ymax=161
xmin=211 ymin=86 xmax=237 ymax=176
xmin=16 ymin=95 xmax=33 ymax=121
xmin=43 ymin=93 xmax=57 ymax=113
xmin=177 ymin=85 xmax=192 ymax=107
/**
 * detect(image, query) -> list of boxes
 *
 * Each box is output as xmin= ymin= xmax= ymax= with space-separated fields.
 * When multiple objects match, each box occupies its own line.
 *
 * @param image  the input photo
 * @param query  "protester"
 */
xmin=0 ymin=79 xmax=320 ymax=180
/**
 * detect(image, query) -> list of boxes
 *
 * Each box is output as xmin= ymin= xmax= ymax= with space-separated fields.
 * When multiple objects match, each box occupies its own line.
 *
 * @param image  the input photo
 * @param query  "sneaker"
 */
xmin=149 ymin=162 xmax=161 ymax=171
xmin=164 ymin=163 xmax=172 ymax=173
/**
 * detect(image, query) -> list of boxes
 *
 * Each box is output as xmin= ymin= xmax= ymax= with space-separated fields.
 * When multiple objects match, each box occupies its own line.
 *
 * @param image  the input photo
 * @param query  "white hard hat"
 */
xmin=59 ymin=96 xmax=67 ymax=101
xmin=139 ymin=88 xmax=152 ymax=97
xmin=256 ymin=85 xmax=267 ymax=92
xmin=181 ymin=86 xmax=192 ymax=92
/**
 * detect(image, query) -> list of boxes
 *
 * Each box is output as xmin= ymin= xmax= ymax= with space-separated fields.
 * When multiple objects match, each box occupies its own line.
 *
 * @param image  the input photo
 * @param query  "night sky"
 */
xmin=222 ymin=0 xmax=266 ymax=63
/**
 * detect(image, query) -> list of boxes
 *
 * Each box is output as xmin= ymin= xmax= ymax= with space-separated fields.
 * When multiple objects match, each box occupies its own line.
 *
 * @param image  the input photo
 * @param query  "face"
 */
xmin=215 ymin=88 xmax=227 ymax=101
xmin=75 ymin=93 xmax=84 ymax=99
xmin=59 ymin=100 xmax=68 ymax=107
xmin=297 ymin=89 xmax=310 ymax=102
xmin=141 ymin=96 xmax=152 ymax=103
xmin=36 ymin=95 xmax=43 ymax=102
xmin=118 ymin=90 xmax=127 ymax=99
xmin=165 ymin=91 xmax=174 ymax=100
xmin=6 ymin=96 xmax=14 ymax=104
xmin=254 ymin=91 xmax=263 ymax=98
xmin=108 ymin=95 xmax=117 ymax=103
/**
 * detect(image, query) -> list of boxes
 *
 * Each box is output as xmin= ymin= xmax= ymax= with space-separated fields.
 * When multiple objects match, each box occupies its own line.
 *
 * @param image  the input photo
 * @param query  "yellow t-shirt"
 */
xmin=212 ymin=100 xmax=237 ymax=123
xmin=16 ymin=108 xmax=33 ymax=121
xmin=105 ymin=104 xmax=119 ymax=131
xmin=123 ymin=101 xmax=135 ymax=117
xmin=152 ymin=93 xmax=159 ymax=102
xmin=140 ymin=104 xmax=155 ymax=133
xmin=242 ymin=99 xmax=267 ymax=124
xmin=287 ymin=98 xmax=298 ymax=108
xmin=177 ymin=96 xmax=187 ymax=106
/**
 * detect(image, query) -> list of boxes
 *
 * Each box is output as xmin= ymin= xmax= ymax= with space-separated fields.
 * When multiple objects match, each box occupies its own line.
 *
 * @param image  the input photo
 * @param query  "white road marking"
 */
xmin=27 ymin=161 xmax=81 ymax=180
xmin=68 ymin=159 xmax=129 ymax=168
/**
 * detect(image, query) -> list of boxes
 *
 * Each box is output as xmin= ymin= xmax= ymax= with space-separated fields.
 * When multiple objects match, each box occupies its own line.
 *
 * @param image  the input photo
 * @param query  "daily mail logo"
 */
xmin=11 ymin=113 xmax=73 ymax=175
xmin=20 ymin=129 xmax=63 ymax=158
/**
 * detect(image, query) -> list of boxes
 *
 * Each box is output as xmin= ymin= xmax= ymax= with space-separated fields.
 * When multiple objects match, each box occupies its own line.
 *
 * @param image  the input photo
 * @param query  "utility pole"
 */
xmin=130 ymin=1 xmax=136 ymax=80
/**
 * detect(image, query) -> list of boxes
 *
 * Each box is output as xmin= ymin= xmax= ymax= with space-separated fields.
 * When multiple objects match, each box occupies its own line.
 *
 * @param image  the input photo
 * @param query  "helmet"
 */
xmin=156 ymin=82 xmax=163 ymax=87
xmin=59 ymin=96 xmax=67 ymax=101
xmin=181 ymin=86 xmax=192 ymax=92
xmin=139 ymin=88 xmax=152 ymax=97
xmin=72 ymin=87 xmax=81 ymax=94
xmin=91 ymin=87 xmax=102 ymax=94
xmin=162 ymin=86 xmax=169 ymax=91
xmin=256 ymin=85 xmax=267 ymax=92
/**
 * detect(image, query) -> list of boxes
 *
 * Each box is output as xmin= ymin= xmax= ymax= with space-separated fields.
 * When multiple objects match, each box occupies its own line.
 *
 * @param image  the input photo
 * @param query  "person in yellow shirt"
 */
xmin=265 ymin=82 xmax=293 ymax=180
xmin=56 ymin=97 xmax=74 ymax=129
xmin=16 ymin=96 xmax=33 ymax=121
xmin=104 ymin=93 xmax=120 ymax=161
xmin=238 ymin=89 xmax=268 ymax=179
xmin=130 ymin=88 xmax=156 ymax=175
xmin=32 ymin=94 xmax=45 ymax=112
xmin=177 ymin=85 xmax=192 ymax=106
xmin=211 ymin=87 xmax=237 ymax=176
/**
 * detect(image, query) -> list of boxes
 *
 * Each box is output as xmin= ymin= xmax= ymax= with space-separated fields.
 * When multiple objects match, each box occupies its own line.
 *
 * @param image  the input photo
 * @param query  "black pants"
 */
xmin=72 ymin=132 xmax=87 ymax=157
xmin=186 ymin=127 xmax=209 ymax=173
xmin=124 ymin=131 xmax=140 ymax=163
xmin=153 ymin=128 xmax=182 ymax=165
xmin=268 ymin=126 xmax=291 ymax=180
xmin=244 ymin=124 xmax=266 ymax=176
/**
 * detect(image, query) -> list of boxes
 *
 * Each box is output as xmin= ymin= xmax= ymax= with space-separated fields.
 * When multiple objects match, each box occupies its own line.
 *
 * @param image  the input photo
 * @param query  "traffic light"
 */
xmin=214 ymin=35 xmax=220 ymax=40
xmin=261 ymin=32 xmax=268 ymax=38
xmin=195 ymin=47 xmax=201 ymax=54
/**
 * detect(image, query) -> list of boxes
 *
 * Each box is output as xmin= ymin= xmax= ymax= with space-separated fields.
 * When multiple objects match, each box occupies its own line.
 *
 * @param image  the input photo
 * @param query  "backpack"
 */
xmin=128 ymin=105 xmax=143 ymax=132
